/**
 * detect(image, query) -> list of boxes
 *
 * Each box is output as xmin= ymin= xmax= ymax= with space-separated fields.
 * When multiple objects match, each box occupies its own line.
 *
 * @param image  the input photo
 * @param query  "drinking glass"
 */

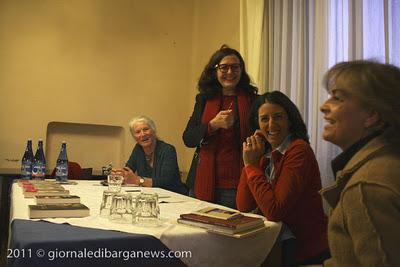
xmin=109 ymin=193 xmax=133 ymax=223
xmin=132 ymin=192 xmax=160 ymax=226
xmin=107 ymin=174 xmax=124 ymax=192
xmin=100 ymin=190 xmax=116 ymax=217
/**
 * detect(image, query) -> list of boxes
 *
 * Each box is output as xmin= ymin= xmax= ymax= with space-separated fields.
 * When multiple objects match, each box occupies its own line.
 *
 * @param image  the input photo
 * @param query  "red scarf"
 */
xmin=194 ymin=90 xmax=253 ymax=201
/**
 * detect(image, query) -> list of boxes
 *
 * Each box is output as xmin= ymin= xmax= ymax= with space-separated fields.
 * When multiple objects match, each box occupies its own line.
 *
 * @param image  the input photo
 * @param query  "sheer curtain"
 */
xmin=329 ymin=0 xmax=400 ymax=64
xmin=240 ymin=0 xmax=400 ymax=187
xmin=239 ymin=0 xmax=266 ymax=92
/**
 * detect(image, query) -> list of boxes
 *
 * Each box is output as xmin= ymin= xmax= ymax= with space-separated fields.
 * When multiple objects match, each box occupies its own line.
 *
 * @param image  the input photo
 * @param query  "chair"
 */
xmin=81 ymin=168 xmax=93 ymax=179
xmin=50 ymin=161 xmax=83 ymax=180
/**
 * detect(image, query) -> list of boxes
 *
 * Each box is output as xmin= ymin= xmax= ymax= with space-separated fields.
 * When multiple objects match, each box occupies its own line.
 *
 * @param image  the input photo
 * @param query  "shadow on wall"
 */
xmin=46 ymin=121 xmax=125 ymax=174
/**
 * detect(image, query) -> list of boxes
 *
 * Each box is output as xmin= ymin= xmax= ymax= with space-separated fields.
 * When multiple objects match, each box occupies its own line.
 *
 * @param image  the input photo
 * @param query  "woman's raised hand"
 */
xmin=209 ymin=109 xmax=234 ymax=131
xmin=243 ymin=130 xmax=266 ymax=166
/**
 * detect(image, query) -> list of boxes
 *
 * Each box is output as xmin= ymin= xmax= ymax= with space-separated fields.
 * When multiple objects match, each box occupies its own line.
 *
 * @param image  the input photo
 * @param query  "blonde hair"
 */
xmin=323 ymin=60 xmax=400 ymax=146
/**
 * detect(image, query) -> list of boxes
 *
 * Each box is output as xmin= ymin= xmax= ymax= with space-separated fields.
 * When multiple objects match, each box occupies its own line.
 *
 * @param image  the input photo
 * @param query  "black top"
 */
xmin=182 ymin=93 xmax=246 ymax=149
xmin=331 ymin=130 xmax=383 ymax=177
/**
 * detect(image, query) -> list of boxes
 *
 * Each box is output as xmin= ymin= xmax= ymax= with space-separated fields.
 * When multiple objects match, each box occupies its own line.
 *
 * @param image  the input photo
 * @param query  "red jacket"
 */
xmin=236 ymin=138 xmax=328 ymax=262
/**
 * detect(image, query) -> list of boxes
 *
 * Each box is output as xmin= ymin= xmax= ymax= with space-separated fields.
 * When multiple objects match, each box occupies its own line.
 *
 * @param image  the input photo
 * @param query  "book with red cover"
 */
xmin=178 ymin=212 xmax=265 ymax=234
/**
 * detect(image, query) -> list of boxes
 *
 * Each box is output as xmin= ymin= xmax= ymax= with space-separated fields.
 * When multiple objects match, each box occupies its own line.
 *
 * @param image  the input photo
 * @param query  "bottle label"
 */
xmin=56 ymin=162 xmax=68 ymax=182
xmin=32 ymin=162 xmax=45 ymax=179
xmin=21 ymin=160 xmax=32 ymax=179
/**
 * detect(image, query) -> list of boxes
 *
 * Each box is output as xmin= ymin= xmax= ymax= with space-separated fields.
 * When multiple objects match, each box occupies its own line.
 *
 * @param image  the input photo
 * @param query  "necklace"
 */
xmin=145 ymin=152 xmax=153 ymax=163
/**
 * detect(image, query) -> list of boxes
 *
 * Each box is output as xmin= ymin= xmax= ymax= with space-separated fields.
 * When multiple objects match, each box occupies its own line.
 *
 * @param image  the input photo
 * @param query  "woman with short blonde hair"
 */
xmin=320 ymin=60 xmax=400 ymax=266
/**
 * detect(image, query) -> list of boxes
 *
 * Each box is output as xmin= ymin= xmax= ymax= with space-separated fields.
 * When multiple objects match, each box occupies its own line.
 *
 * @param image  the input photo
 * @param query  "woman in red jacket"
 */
xmin=236 ymin=91 xmax=329 ymax=266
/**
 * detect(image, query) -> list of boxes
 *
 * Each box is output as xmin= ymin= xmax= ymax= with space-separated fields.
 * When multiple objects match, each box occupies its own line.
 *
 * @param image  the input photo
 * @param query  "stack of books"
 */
xmin=18 ymin=180 xmax=90 ymax=219
xmin=28 ymin=203 xmax=90 ymax=219
xmin=19 ymin=180 xmax=69 ymax=198
xmin=35 ymin=195 xmax=81 ymax=204
xmin=178 ymin=207 xmax=266 ymax=238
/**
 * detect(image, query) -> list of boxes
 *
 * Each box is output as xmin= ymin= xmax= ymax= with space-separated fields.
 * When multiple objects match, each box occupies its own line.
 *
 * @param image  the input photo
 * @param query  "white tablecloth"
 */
xmin=10 ymin=180 xmax=282 ymax=267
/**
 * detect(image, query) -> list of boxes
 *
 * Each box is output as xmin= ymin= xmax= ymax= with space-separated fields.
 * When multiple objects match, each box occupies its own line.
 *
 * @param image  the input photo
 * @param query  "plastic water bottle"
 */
xmin=21 ymin=138 xmax=34 ymax=179
xmin=55 ymin=141 xmax=69 ymax=183
xmin=32 ymin=139 xmax=46 ymax=180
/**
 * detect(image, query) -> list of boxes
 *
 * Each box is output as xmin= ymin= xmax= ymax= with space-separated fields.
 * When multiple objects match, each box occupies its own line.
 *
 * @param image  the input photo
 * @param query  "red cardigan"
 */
xmin=236 ymin=138 xmax=328 ymax=262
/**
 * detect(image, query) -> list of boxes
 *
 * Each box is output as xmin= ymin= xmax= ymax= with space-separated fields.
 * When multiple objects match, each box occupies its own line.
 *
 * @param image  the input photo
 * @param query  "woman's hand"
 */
xmin=209 ymin=109 xmax=234 ymax=131
xmin=243 ymin=130 xmax=266 ymax=166
xmin=121 ymin=166 xmax=140 ymax=184
xmin=111 ymin=168 xmax=124 ymax=175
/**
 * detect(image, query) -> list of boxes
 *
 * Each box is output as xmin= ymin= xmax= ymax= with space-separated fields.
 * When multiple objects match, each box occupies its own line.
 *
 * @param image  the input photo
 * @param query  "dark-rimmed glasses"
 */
xmin=214 ymin=63 xmax=241 ymax=73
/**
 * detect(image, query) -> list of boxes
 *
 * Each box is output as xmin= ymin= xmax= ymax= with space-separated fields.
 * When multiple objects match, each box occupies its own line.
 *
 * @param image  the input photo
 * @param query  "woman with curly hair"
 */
xmin=183 ymin=45 xmax=257 ymax=208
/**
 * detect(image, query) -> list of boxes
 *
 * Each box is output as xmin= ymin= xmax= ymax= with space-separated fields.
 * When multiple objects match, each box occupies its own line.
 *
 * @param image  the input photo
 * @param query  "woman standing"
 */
xmin=183 ymin=45 xmax=257 ymax=208
xmin=320 ymin=60 xmax=400 ymax=266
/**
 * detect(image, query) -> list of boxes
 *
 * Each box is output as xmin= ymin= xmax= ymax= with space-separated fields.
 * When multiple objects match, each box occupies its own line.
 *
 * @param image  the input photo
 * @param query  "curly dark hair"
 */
xmin=249 ymin=91 xmax=309 ymax=144
xmin=197 ymin=45 xmax=257 ymax=99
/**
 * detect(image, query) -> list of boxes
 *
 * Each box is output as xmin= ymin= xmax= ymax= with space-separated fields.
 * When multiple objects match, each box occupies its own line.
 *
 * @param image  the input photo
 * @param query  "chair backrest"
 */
xmin=81 ymin=168 xmax=93 ymax=179
xmin=50 ymin=161 xmax=83 ymax=180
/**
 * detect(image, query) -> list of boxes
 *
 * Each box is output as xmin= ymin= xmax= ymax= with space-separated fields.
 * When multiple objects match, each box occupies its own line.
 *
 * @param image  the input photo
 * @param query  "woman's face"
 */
xmin=320 ymin=78 xmax=372 ymax=150
xmin=132 ymin=122 xmax=156 ymax=149
xmin=258 ymin=102 xmax=290 ymax=150
xmin=216 ymin=54 xmax=242 ymax=94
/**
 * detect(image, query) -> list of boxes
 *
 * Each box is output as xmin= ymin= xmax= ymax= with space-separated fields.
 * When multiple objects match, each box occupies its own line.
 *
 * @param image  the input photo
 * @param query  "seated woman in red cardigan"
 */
xmin=236 ymin=91 xmax=329 ymax=266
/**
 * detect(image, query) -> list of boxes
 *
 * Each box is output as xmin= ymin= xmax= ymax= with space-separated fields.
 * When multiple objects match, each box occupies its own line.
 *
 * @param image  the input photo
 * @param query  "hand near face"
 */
xmin=243 ymin=130 xmax=266 ymax=166
xmin=209 ymin=109 xmax=234 ymax=131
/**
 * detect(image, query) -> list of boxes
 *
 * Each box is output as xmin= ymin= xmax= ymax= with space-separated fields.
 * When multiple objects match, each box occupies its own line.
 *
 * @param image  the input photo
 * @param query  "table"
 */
xmin=8 ymin=180 xmax=281 ymax=267
xmin=1 ymin=171 xmax=20 ymax=267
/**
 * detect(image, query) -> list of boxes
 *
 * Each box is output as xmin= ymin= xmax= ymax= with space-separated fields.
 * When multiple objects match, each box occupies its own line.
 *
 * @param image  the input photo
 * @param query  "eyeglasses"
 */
xmin=214 ymin=63 xmax=241 ymax=73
